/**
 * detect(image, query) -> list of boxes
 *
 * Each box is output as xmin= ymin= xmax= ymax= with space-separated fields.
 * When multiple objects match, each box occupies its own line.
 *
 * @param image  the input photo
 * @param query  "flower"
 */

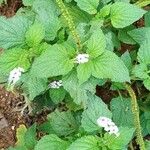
xmin=8 ymin=67 xmax=24 ymax=86
xmin=97 ymin=116 xmax=120 ymax=137
xmin=75 ymin=53 xmax=89 ymax=64
xmin=49 ymin=80 xmax=62 ymax=89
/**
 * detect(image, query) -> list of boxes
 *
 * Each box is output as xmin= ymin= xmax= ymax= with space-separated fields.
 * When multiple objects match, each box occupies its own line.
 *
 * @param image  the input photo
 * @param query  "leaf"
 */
xmin=0 ymin=48 xmax=30 ymax=77
xmin=110 ymin=2 xmax=146 ymax=28
xmin=74 ymin=0 xmax=99 ymax=14
xmin=132 ymin=64 xmax=149 ymax=79
xmin=24 ymin=124 xmax=37 ymax=149
xmin=33 ymin=0 xmax=61 ymax=41
xmin=81 ymin=92 xmax=112 ymax=132
xmin=144 ymin=78 xmax=150 ymax=91
xmin=22 ymin=0 xmax=35 ymax=6
xmin=0 ymin=16 xmax=31 ymax=49
xmin=34 ymin=134 xmax=69 ymax=150
xmin=49 ymin=87 xmax=66 ymax=104
xmin=104 ymin=127 xmax=134 ymax=150
xmin=92 ymin=50 xmax=130 ymax=82
xmin=22 ymin=73 xmax=47 ymax=100
xmin=137 ymin=39 xmax=150 ymax=64
xmin=110 ymin=97 xmax=134 ymax=127
xmin=128 ymin=27 xmax=150 ymax=45
xmin=63 ymin=70 xmax=97 ymax=106
xmin=118 ymin=25 xmax=136 ymax=45
xmin=67 ymin=136 xmax=99 ymax=150
xmin=25 ymin=22 xmax=45 ymax=47
xmin=77 ymin=60 xmax=93 ymax=85
xmin=48 ymin=110 xmax=78 ymax=136
xmin=86 ymin=29 xmax=106 ymax=58
xmin=31 ymin=44 xmax=74 ymax=78
xmin=145 ymin=11 xmax=150 ymax=27
xmin=16 ymin=125 xmax=27 ymax=146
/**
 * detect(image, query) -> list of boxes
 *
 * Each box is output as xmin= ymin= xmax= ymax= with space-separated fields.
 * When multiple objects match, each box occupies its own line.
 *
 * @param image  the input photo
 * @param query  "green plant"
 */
xmin=0 ymin=0 xmax=150 ymax=149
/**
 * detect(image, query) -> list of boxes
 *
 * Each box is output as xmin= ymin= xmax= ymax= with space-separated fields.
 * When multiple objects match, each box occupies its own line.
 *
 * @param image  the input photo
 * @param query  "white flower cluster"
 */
xmin=49 ymin=80 xmax=62 ymax=89
xmin=97 ymin=116 xmax=120 ymax=137
xmin=75 ymin=53 xmax=89 ymax=64
xmin=8 ymin=67 xmax=24 ymax=86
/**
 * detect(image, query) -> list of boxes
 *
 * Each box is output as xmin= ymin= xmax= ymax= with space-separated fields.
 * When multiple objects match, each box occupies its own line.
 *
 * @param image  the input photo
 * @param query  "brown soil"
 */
xmin=0 ymin=86 xmax=27 ymax=149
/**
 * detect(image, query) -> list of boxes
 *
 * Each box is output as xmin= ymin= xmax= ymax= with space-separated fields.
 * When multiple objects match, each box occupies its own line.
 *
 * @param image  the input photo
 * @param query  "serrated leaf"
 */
xmin=48 ymin=110 xmax=78 ymax=136
xmin=86 ymin=29 xmax=106 ymax=58
xmin=34 ymin=134 xmax=69 ymax=150
xmin=67 ymin=136 xmax=99 ymax=150
xmin=144 ymin=78 xmax=150 ymax=91
xmin=110 ymin=97 xmax=134 ymax=127
xmin=110 ymin=2 xmax=146 ymax=28
xmin=49 ymin=87 xmax=66 ymax=104
xmin=24 ymin=124 xmax=37 ymax=149
xmin=137 ymin=39 xmax=150 ymax=64
xmin=25 ymin=22 xmax=45 ymax=47
xmin=31 ymin=44 xmax=74 ymax=78
xmin=74 ymin=0 xmax=99 ymax=14
xmin=0 ymin=48 xmax=30 ymax=78
xmin=81 ymin=92 xmax=112 ymax=132
xmin=0 ymin=16 xmax=31 ymax=49
xmin=132 ymin=64 xmax=149 ymax=79
xmin=22 ymin=73 xmax=47 ymax=100
xmin=33 ymin=0 xmax=61 ymax=41
xmin=92 ymin=50 xmax=130 ymax=82
xmin=104 ymin=127 xmax=134 ymax=150
xmin=128 ymin=27 xmax=150 ymax=44
xmin=16 ymin=125 xmax=27 ymax=146
xmin=118 ymin=25 xmax=136 ymax=45
xmin=63 ymin=70 xmax=97 ymax=106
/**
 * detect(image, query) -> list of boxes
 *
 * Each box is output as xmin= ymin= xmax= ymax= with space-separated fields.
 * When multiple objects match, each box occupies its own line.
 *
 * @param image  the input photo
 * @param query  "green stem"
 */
xmin=55 ymin=0 xmax=82 ymax=50
xmin=125 ymin=83 xmax=145 ymax=150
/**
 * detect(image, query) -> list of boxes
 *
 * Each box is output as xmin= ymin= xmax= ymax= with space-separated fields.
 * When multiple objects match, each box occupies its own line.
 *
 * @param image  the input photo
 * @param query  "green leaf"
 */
xmin=86 ymin=29 xmax=106 ymax=58
xmin=63 ymin=70 xmax=97 ymax=106
xmin=16 ymin=125 xmax=27 ymax=147
xmin=24 ymin=124 xmax=37 ymax=149
xmin=77 ymin=61 xmax=93 ymax=85
xmin=92 ymin=50 xmax=130 ymax=82
xmin=137 ymin=39 xmax=150 ymax=64
xmin=104 ymin=127 xmax=134 ymax=150
xmin=74 ymin=0 xmax=99 ymax=14
xmin=48 ymin=110 xmax=78 ymax=136
xmin=118 ymin=25 xmax=136 ymax=45
xmin=0 ymin=16 xmax=31 ymax=49
xmin=98 ymin=4 xmax=111 ymax=18
xmin=22 ymin=73 xmax=47 ymax=100
xmin=128 ymin=27 xmax=150 ymax=45
xmin=31 ymin=44 xmax=74 ymax=78
xmin=145 ymin=11 xmax=150 ymax=27
xmin=49 ymin=87 xmax=66 ymax=104
xmin=132 ymin=64 xmax=149 ymax=79
xmin=34 ymin=134 xmax=69 ymax=150
xmin=110 ymin=97 xmax=134 ymax=127
xmin=25 ymin=22 xmax=45 ymax=47
xmin=0 ymin=48 xmax=30 ymax=77
xmin=81 ymin=92 xmax=112 ymax=132
xmin=22 ymin=0 xmax=35 ymax=6
xmin=33 ymin=0 xmax=61 ymax=41
xmin=144 ymin=78 xmax=150 ymax=91
xmin=110 ymin=2 xmax=146 ymax=28
xmin=67 ymin=136 xmax=99 ymax=150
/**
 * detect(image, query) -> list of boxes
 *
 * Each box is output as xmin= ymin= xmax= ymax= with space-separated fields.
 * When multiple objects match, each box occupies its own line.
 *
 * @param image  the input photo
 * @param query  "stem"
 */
xmin=55 ymin=0 xmax=82 ymax=50
xmin=125 ymin=83 xmax=145 ymax=150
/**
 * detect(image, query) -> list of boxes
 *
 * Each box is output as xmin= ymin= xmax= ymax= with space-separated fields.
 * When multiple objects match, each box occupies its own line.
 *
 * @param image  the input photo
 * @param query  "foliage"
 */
xmin=0 ymin=0 xmax=150 ymax=149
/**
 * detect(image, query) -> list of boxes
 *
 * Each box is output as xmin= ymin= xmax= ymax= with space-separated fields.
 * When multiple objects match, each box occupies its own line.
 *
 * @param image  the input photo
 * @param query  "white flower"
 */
xmin=49 ymin=80 xmax=62 ymax=89
xmin=8 ymin=67 xmax=24 ymax=86
xmin=75 ymin=53 xmax=89 ymax=64
xmin=97 ymin=116 xmax=120 ymax=137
